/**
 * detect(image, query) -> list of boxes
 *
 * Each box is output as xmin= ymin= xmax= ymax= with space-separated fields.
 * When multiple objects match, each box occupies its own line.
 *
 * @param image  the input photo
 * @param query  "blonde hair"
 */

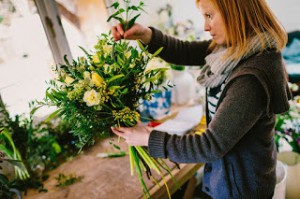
xmin=196 ymin=0 xmax=287 ymax=60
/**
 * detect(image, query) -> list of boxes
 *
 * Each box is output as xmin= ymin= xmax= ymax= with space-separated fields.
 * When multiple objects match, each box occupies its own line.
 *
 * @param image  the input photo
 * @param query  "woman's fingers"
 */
xmin=111 ymin=26 xmax=122 ymax=41
xmin=116 ymin=23 xmax=124 ymax=37
xmin=111 ymin=127 xmax=124 ymax=137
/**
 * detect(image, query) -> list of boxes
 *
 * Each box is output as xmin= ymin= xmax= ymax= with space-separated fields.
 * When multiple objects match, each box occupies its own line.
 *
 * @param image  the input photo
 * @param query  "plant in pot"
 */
xmin=275 ymin=91 xmax=300 ymax=199
xmin=0 ymin=129 xmax=29 ymax=199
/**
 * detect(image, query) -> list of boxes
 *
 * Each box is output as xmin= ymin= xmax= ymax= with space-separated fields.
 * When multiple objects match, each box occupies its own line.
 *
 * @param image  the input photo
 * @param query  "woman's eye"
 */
xmin=206 ymin=13 xmax=213 ymax=20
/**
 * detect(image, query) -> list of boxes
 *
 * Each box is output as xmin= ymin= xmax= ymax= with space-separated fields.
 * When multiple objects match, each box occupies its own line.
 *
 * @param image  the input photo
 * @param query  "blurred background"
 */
xmin=1 ymin=1 xmax=300 ymax=199
xmin=0 ymin=0 xmax=299 ymax=116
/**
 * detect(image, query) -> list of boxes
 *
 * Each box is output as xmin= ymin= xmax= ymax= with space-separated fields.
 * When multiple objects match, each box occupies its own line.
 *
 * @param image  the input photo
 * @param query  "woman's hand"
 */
xmin=111 ymin=122 xmax=153 ymax=146
xmin=111 ymin=23 xmax=153 ymax=44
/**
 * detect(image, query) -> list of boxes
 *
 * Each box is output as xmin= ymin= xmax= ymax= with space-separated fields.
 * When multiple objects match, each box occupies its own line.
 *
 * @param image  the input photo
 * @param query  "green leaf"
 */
xmin=30 ymin=105 xmax=43 ymax=116
xmin=152 ymin=47 xmax=164 ymax=57
xmin=127 ymin=13 xmax=141 ymax=30
xmin=136 ymin=40 xmax=145 ymax=51
xmin=44 ymin=108 xmax=62 ymax=123
xmin=0 ymin=174 xmax=9 ymax=186
xmin=121 ymin=88 xmax=128 ymax=94
xmin=107 ymin=8 xmax=125 ymax=22
xmin=0 ymin=144 xmax=13 ymax=158
xmin=79 ymin=46 xmax=91 ymax=58
xmin=113 ymin=144 xmax=121 ymax=150
xmin=107 ymin=74 xmax=124 ymax=83
xmin=46 ymin=89 xmax=55 ymax=101
xmin=97 ymin=151 xmax=126 ymax=158
xmin=52 ymin=142 xmax=62 ymax=154
xmin=128 ymin=6 xmax=138 ymax=11
xmin=111 ymin=16 xmax=124 ymax=24
xmin=64 ymin=55 xmax=71 ymax=66
xmin=108 ymin=2 xmax=119 ymax=9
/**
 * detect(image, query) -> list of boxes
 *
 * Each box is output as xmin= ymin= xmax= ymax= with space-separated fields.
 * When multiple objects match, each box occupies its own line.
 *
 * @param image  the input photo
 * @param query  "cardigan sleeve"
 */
xmin=148 ymin=75 xmax=268 ymax=163
xmin=147 ymin=27 xmax=211 ymax=66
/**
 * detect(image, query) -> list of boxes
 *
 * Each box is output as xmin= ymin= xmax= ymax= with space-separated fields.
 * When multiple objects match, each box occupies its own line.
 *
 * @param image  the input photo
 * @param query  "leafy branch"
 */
xmin=107 ymin=0 xmax=146 ymax=31
xmin=55 ymin=173 xmax=83 ymax=187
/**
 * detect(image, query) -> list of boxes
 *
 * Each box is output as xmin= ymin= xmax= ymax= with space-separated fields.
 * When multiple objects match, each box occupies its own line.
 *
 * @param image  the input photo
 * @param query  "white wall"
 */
xmin=266 ymin=0 xmax=300 ymax=32
xmin=136 ymin=0 xmax=300 ymax=33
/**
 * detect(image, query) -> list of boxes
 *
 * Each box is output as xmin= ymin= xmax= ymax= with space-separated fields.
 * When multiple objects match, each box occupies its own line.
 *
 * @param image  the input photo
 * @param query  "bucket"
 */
xmin=273 ymin=160 xmax=287 ymax=199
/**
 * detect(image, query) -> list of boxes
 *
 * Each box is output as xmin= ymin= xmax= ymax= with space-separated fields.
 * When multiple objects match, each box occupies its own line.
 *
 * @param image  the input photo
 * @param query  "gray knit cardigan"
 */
xmin=147 ymin=27 xmax=292 ymax=199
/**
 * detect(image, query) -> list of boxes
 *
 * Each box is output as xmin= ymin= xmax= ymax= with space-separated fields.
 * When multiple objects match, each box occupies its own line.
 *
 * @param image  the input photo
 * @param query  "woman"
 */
xmin=111 ymin=0 xmax=291 ymax=198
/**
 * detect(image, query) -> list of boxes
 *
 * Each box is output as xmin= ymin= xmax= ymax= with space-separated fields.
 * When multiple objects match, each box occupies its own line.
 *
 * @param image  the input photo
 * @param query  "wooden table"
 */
xmin=23 ymin=137 xmax=202 ymax=199
xmin=24 ymin=104 xmax=204 ymax=199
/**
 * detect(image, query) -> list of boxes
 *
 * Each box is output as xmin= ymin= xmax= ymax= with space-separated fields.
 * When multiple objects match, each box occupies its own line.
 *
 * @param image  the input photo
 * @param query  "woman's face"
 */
xmin=198 ymin=0 xmax=227 ymax=45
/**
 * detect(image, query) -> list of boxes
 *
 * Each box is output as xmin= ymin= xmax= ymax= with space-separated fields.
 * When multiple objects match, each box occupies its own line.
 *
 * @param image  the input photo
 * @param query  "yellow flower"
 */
xmin=112 ymin=107 xmax=140 ymax=126
xmin=79 ymin=56 xmax=86 ymax=62
xmin=83 ymin=89 xmax=101 ymax=107
xmin=65 ymin=75 xmax=75 ymax=85
xmin=92 ymin=72 xmax=104 ymax=87
xmin=92 ymin=54 xmax=100 ymax=63
xmin=125 ymin=51 xmax=131 ymax=59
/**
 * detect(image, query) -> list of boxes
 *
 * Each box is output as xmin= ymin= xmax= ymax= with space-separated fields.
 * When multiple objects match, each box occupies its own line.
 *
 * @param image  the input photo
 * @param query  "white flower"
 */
xmin=145 ymin=57 xmax=169 ymax=72
xmin=103 ymin=44 xmax=112 ymax=55
xmin=176 ymin=24 xmax=186 ymax=37
xmin=288 ymin=82 xmax=299 ymax=92
xmin=83 ymin=89 xmax=101 ymax=107
xmin=83 ymin=71 xmax=91 ymax=80
xmin=159 ymin=10 xmax=169 ymax=24
xmin=103 ymin=64 xmax=111 ymax=74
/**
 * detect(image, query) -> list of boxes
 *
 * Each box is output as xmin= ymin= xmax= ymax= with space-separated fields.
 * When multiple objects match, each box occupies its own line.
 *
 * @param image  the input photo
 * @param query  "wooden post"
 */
xmin=34 ymin=0 xmax=72 ymax=65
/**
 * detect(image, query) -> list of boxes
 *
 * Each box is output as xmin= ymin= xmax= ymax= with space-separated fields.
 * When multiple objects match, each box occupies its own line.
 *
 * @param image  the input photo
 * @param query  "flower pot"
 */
xmin=273 ymin=160 xmax=287 ymax=199
xmin=0 ymin=159 xmax=15 ymax=180
xmin=277 ymin=151 xmax=300 ymax=199
xmin=139 ymin=89 xmax=172 ymax=121
xmin=171 ymin=69 xmax=194 ymax=105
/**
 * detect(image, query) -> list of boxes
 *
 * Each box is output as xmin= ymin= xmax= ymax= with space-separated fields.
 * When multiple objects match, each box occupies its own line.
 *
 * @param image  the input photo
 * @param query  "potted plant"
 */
xmin=275 ymin=89 xmax=300 ymax=199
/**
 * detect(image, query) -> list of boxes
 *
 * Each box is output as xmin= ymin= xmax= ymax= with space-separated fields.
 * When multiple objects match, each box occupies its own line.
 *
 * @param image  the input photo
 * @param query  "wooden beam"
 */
xmin=34 ymin=0 xmax=72 ymax=65
xmin=57 ymin=2 xmax=81 ymax=30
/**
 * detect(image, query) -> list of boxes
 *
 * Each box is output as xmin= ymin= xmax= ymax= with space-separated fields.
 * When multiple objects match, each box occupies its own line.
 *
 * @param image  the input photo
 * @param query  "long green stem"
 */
xmin=130 ymin=146 xmax=152 ymax=198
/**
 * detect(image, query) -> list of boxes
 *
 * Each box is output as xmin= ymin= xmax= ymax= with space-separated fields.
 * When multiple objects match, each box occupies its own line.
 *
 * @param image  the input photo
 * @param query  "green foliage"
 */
xmin=0 ymin=128 xmax=30 ymax=180
xmin=275 ymin=95 xmax=300 ymax=153
xmin=0 ymin=97 xmax=79 ymax=193
xmin=107 ymin=0 xmax=146 ymax=31
xmin=40 ymin=33 xmax=167 ymax=149
xmin=55 ymin=173 xmax=83 ymax=188
xmin=170 ymin=64 xmax=185 ymax=71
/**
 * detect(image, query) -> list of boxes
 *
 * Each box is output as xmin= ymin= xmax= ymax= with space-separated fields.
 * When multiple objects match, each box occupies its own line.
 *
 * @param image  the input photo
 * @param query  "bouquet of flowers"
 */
xmin=40 ymin=1 xmax=180 ymax=197
xmin=41 ymin=28 xmax=176 ymax=199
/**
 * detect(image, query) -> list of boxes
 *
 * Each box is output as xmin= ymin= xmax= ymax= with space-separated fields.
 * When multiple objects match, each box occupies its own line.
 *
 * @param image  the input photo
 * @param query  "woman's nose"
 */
xmin=204 ymin=21 xmax=210 ymax=31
